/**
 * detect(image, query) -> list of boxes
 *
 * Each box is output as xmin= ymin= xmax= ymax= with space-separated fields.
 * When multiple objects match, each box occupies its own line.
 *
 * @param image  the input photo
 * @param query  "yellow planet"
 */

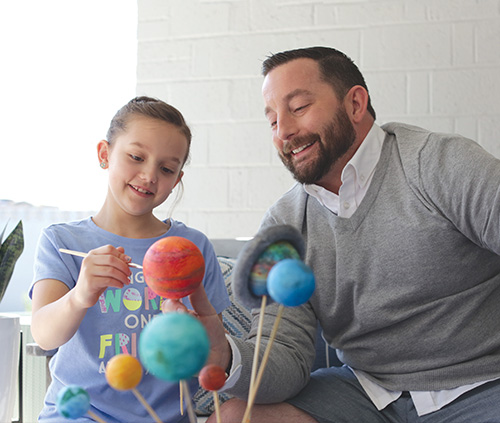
xmin=105 ymin=354 xmax=142 ymax=391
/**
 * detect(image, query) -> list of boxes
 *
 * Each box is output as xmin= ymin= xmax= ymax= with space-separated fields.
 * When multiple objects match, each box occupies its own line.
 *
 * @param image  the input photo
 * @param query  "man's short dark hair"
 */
xmin=262 ymin=46 xmax=376 ymax=120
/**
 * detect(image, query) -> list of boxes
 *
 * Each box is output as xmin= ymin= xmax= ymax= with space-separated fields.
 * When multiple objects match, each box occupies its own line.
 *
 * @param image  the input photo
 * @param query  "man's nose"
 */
xmin=276 ymin=114 xmax=297 ymax=141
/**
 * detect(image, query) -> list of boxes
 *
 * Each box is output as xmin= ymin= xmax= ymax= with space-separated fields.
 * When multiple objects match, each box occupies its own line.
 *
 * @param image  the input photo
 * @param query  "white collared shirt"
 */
xmin=304 ymin=122 xmax=497 ymax=416
xmin=304 ymin=122 xmax=385 ymax=218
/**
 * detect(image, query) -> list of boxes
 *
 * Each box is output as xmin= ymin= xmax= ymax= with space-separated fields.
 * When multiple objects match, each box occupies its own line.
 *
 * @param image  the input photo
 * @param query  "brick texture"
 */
xmin=137 ymin=0 xmax=500 ymax=238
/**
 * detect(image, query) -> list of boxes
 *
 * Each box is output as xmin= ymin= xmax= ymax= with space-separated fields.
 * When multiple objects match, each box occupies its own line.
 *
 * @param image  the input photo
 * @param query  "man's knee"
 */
xmin=207 ymin=397 xmax=318 ymax=423
xmin=206 ymin=398 xmax=246 ymax=422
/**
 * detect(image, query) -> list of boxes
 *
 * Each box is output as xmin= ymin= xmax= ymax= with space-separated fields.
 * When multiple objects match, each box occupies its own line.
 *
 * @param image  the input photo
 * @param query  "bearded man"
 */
xmin=174 ymin=46 xmax=500 ymax=423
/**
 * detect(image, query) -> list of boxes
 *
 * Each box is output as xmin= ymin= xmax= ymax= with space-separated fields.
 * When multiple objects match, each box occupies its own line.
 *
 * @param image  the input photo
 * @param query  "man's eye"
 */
xmin=294 ymin=105 xmax=308 ymax=112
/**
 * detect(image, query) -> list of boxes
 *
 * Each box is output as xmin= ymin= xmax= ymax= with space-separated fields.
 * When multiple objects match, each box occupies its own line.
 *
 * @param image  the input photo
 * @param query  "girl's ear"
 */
xmin=97 ymin=140 xmax=110 ymax=166
xmin=174 ymin=170 xmax=184 ymax=188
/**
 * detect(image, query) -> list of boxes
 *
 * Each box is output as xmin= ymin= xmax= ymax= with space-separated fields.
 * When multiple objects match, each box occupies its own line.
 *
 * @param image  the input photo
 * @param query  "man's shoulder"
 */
xmin=381 ymin=121 xmax=481 ymax=157
xmin=270 ymin=183 xmax=306 ymax=208
xmin=261 ymin=183 xmax=310 ymax=229
xmin=381 ymin=121 xmax=433 ymax=142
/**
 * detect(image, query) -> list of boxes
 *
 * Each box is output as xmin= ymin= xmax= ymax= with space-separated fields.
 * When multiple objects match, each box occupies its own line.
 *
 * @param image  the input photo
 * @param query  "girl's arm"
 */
xmin=31 ymin=278 xmax=85 ymax=351
xmin=31 ymin=245 xmax=132 ymax=351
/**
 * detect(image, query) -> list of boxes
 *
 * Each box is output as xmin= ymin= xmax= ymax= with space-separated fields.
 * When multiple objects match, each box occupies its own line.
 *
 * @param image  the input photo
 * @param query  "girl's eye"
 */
xmin=161 ymin=167 xmax=174 ymax=174
xmin=130 ymin=154 xmax=143 ymax=162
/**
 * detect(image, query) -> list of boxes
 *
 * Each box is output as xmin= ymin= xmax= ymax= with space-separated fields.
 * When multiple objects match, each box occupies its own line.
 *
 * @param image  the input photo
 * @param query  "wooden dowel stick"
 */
xmin=242 ymin=305 xmax=285 ymax=423
xmin=248 ymin=295 xmax=267 ymax=396
xmin=132 ymin=388 xmax=162 ymax=423
xmin=59 ymin=248 xmax=143 ymax=269
xmin=181 ymin=380 xmax=197 ymax=423
xmin=87 ymin=410 xmax=109 ymax=423
xmin=180 ymin=382 xmax=184 ymax=415
xmin=213 ymin=391 xmax=222 ymax=423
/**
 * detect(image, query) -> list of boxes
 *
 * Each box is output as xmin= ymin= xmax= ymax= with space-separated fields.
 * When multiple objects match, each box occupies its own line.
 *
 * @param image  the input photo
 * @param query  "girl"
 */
xmin=30 ymin=96 xmax=231 ymax=423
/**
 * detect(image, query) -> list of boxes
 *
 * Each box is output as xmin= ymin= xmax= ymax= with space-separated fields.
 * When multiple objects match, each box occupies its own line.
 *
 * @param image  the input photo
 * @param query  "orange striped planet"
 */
xmin=143 ymin=236 xmax=205 ymax=299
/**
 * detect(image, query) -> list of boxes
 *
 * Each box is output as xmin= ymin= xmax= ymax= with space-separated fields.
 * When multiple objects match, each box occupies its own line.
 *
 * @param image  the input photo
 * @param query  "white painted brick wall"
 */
xmin=137 ymin=0 xmax=500 ymax=239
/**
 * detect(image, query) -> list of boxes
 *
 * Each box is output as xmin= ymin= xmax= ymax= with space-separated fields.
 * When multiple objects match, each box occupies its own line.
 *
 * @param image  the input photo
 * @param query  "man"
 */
xmin=182 ymin=46 xmax=500 ymax=422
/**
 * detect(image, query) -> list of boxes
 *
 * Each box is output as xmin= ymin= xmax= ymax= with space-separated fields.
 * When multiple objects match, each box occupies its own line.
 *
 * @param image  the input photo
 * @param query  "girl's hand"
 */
xmin=72 ymin=245 xmax=132 ymax=309
xmin=161 ymin=285 xmax=232 ymax=371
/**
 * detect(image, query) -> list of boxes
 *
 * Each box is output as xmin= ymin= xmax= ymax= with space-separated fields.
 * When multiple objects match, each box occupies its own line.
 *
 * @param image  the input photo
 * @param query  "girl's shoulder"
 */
xmin=43 ymin=216 xmax=94 ymax=238
xmin=168 ymin=219 xmax=208 ymax=241
xmin=167 ymin=219 xmax=213 ymax=252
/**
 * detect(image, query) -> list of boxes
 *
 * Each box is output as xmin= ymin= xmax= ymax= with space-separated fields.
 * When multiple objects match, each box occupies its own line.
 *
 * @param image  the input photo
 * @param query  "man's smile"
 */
xmin=292 ymin=142 xmax=315 ymax=155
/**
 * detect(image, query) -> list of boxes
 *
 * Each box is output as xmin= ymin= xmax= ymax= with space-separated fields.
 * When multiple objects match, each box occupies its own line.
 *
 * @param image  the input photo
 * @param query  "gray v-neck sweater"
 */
xmin=229 ymin=122 xmax=500 ymax=403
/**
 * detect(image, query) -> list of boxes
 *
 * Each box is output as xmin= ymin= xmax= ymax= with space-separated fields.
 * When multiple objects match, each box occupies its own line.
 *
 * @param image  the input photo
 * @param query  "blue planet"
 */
xmin=139 ymin=312 xmax=210 ymax=381
xmin=267 ymin=259 xmax=315 ymax=307
xmin=249 ymin=241 xmax=300 ymax=296
xmin=56 ymin=385 xmax=90 ymax=419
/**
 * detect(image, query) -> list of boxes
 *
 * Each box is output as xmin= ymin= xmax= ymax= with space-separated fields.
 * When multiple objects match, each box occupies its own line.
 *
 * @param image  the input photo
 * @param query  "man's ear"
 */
xmin=344 ymin=85 xmax=369 ymax=124
xmin=97 ymin=140 xmax=110 ymax=166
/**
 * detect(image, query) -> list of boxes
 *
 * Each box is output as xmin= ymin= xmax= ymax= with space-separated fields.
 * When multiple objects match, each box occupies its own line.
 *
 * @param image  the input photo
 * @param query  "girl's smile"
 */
xmin=129 ymin=184 xmax=154 ymax=197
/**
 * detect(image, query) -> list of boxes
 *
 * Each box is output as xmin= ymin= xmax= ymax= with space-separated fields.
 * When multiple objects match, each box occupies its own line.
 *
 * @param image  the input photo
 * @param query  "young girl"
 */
xmin=30 ymin=96 xmax=231 ymax=423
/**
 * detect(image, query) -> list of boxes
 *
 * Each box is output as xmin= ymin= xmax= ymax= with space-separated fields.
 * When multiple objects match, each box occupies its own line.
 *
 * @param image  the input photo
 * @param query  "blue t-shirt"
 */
xmin=30 ymin=217 xmax=231 ymax=423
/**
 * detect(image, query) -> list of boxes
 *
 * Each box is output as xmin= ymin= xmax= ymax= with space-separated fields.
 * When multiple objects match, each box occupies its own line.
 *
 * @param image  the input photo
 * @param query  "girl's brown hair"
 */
xmin=106 ymin=96 xmax=192 ymax=165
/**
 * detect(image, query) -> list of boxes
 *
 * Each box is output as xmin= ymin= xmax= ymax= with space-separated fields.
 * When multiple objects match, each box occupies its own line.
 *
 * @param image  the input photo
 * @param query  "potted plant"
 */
xmin=0 ymin=220 xmax=24 ymax=303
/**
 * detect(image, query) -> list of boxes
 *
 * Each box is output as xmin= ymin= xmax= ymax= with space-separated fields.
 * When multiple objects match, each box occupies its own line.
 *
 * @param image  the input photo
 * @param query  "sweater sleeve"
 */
xmin=227 ymin=301 xmax=318 ymax=403
xmin=417 ymin=133 xmax=500 ymax=255
xmin=224 ymin=201 xmax=319 ymax=402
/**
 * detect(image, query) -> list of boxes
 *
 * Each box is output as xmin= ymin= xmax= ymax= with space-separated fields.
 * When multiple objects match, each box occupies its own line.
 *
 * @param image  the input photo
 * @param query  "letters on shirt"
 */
xmin=97 ymin=269 xmax=165 ymax=371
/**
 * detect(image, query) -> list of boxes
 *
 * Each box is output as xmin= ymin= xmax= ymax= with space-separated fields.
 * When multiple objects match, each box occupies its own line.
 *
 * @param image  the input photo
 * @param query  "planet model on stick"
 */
xmin=105 ymin=354 xmax=142 ymax=391
xmin=56 ymin=385 xmax=91 ymax=419
xmin=235 ymin=226 xmax=315 ymax=423
xmin=139 ymin=312 xmax=210 ymax=382
xmin=249 ymin=241 xmax=300 ymax=297
xmin=199 ymin=364 xmax=227 ymax=423
xmin=105 ymin=353 xmax=163 ymax=423
xmin=233 ymin=225 xmax=305 ymax=309
xmin=57 ymin=385 xmax=109 ymax=423
xmin=198 ymin=364 xmax=227 ymax=391
xmin=143 ymin=236 xmax=205 ymax=299
xmin=267 ymin=258 xmax=316 ymax=307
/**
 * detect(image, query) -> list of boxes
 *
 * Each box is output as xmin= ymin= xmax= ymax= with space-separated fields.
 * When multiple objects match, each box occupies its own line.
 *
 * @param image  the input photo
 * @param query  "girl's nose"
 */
xmin=140 ymin=165 xmax=158 ymax=184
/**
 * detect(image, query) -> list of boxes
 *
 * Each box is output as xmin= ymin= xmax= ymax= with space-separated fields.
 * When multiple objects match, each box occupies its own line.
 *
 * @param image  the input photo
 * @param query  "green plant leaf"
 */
xmin=0 ymin=220 xmax=24 ymax=303
xmin=0 ymin=221 xmax=6 ymax=245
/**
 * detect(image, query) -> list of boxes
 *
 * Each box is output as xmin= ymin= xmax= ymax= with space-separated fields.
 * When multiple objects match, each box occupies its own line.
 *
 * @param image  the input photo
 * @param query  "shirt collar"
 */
xmin=342 ymin=122 xmax=385 ymax=189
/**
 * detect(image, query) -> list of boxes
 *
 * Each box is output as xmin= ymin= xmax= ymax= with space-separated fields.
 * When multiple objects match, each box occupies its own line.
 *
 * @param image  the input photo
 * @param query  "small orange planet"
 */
xmin=105 ymin=354 xmax=142 ymax=391
xmin=143 ymin=236 xmax=205 ymax=299
xmin=198 ymin=364 xmax=227 ymax=391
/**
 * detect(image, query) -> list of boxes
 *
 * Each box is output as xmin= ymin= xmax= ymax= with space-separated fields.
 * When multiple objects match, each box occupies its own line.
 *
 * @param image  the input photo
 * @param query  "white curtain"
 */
xmin=0 ymin=315 xmax=20 ymax=423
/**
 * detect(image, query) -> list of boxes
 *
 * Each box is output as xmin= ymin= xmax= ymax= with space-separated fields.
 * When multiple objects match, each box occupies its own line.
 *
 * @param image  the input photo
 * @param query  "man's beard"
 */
xmin=279 ymin=106 xmax=356 ymax=185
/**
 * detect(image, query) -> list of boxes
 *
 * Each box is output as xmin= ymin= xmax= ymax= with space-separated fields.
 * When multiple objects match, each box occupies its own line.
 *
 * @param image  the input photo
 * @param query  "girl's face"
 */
xmin=98 ymin=115 xmax=188 ymax=218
